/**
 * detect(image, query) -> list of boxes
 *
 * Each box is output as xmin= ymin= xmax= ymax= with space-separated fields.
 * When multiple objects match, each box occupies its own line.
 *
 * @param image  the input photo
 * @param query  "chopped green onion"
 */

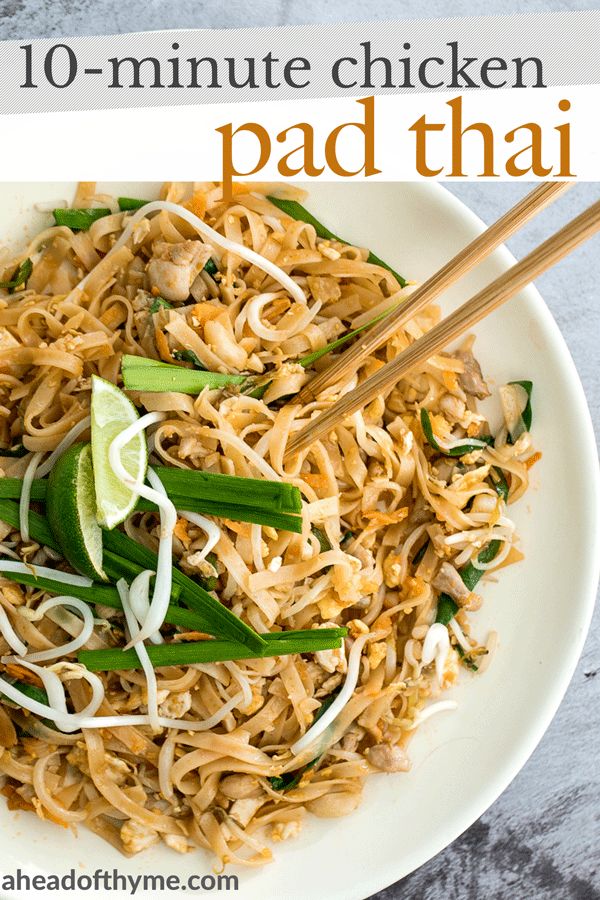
xmin=460 ymin=540 xmax=501 ymax=591
xmin=266 ymin=196 xmax=407 ymax=288
xmin=78 ymin=628 xmax=346 ymax=671
xmin=121 ymin=355 xmax=246 ymax=394
xmin=299 ymin=302 xmax=401 ymax=368
xmin=456 ymin=644 xmax=483 ymax=671
xmin=412 ymin=539 xmax=429 ymax=567
xmin=435 ymin=540 xmax=501 ymax=624
xmin=101 ymin=527 xmax=266 ymax=651
xmin=0 ymin=444 xmax=29 ymax=458
xmin=204 ymin=258 xmax=218 ymax=276
xmin=420 ymin=409 xmax=494 ymax=457
xmin=268 ymin=691 xmax=340 ymax=790
xmin=53 ymin=208 xmax=111 ymax=231
xmin=171 ymin=349 xmax=205 ymax=369
xmin=1 ymin=678 xmax=49 ymax=708
xmin=118 ymin=197 xmax=150 ymax=211
xmin=0 ymin=258 xmax=33 ymax=293
xmin=435 ymin=595 xmax=459 ymax=625
xmin=149 ymin=296 xmax=173 ymax=314
xmin=490 ymin=467 xmax=510 ymax=502
xmin=311 ymin=526 xmax=332 ymax=553
xmin=507 ymin=380 xmax=533 ymax=443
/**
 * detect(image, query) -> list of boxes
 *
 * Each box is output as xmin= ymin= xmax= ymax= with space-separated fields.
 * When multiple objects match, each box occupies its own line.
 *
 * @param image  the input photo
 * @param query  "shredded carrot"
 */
xmin=173 ymin=518 xmax=191 ymax=548
xmin=2 ymin=662 xmax=44 ymax=686
xmin=442 ymin=371 xmax=458 ymax=391
xmin=524 ymin=451 xmax=543 ymax=470
xmin=363 ymin=508 xmax=409 ymax=527
xmin=154 ymin=326 xmax=172 ymax=363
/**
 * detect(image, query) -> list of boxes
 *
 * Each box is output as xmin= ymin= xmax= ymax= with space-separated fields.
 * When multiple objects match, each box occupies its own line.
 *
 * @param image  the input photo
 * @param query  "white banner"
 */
xmin=2 ymin=86 xmax=598 ymax=183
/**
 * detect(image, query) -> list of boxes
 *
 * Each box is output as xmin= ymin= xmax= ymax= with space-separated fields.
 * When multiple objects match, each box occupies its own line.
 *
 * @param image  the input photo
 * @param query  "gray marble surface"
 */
xmin=0 ymin=2 xmax=598 ymax=898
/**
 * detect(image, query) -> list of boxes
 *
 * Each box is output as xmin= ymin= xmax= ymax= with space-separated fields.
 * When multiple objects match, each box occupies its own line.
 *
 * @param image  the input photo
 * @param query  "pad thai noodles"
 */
xmin=0 ymin=182 xmax=538 ymax=864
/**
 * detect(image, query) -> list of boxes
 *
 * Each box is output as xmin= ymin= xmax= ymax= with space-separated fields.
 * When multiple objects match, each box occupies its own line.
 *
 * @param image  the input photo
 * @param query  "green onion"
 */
xmin=139 ymin=498 xmax=303 ymax=533
xmin=435 ymin=540 xmax=501 ymax=624
xmin=204 ymin=258 xmax=218 ymax=276
xmin=311 ymin=526 xmax=332 ymax=554
xmin=460 ymin=540 xmax=501 ymax=591
xmin=267 ymin=196 xmax=407 ymax=288
xmin=507 ymin=380 xmax=533 ymax=443
xmin=121 ymin=355 xmax=246 ymax=394
xmin=101 ymin=527 xmax=266 ymax=652
xmin=456 ymin=644 xmax=483 ymax=671
xmin=490 ymin=467 xmax=510 ymax=502
xmin=197 ymin=553 xmax=219 ymax=592
xmin=0 ymin=478 xmax=46 ymax=501
xmin=0 ymin=444 xmax=29 ymax=458
xmin=171 ymin=349 xmax=205 ymax=369
xmin=1 ymin=678 xmax=49 ymax=708
xmin=0 ymin=471 xmax=303 ymax=534
xmin=153 ymin=468 xmax=302 ymax=514
xmin=268 ymin=691 xmax=340 ymax=790
xmin=78 ymin=628 xmax=346 ymax=671
xmin=118 ymin=197 xmax=150 ymax=211
xmin=0 ymin=566 xmax=213 ymax=634
xmin=0 ymin=499 xmax=57 ymax=550
xmin=102 ymin=549 xmax=184 ymax=602
xmin=0 ymin=496 xmax=265 ymax=650
xmin=0 ymin=258 xmax=33 ymax=293
xmin=299 ymin=302 xmax=401 ymax=369
xmin=412 ymin=539 xmax=429 ymax=567
xmin=420 ymin=409 xmax=494 ymax=457
xmin=149 ymin=296 xmax=173 ymax=314
xmin=435 ymin=595 xmax=459 ymax=626
xmin=53 ymin=208 xmax=111 ymax=231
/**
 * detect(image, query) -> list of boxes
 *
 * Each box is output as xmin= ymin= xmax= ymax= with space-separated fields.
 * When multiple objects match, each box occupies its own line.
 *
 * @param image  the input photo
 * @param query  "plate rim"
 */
xmin=0 ymin=180 xmax=597 ymax=900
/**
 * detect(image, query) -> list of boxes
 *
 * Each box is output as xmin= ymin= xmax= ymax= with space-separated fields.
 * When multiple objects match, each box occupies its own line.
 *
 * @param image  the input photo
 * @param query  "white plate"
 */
xmin=0 ymin=183 xmax=597 ymax=900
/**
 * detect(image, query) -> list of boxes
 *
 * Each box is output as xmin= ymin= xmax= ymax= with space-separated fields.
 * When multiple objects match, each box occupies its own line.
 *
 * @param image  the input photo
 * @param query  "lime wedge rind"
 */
xmin=90 ymin=376 xmax=147 ymax=530
xmin=46 ymin=442 xmax=107 ymax=581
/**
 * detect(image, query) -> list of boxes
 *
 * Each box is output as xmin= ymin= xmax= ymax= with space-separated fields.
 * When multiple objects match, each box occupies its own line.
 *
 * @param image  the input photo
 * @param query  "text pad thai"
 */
xmin=0 ymin=183 xmax=538 ymax=864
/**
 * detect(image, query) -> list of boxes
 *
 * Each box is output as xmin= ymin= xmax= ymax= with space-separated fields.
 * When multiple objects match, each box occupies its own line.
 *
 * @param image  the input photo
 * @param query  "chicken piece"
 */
xmin=408 ymin=493 xmax=432 ymax=527
xmin=229 ymin=796 xmax=264 ymax=827
xmin=366 ymin=743 xmax=411 ymax=773
xmin=120 ymin=819 xmax=160 ymax=854
xmin=432 ymin=561 xmax=480 ymax=609
xmin=163 ymin=833 xmax=189 ymax=853
xmin=455 ymin=350 xmax=490 ymax=400
xmin=146 ymin=241 xmax=209 ymax=303
xmin=158 ymin=691 xmax=192 ymax=719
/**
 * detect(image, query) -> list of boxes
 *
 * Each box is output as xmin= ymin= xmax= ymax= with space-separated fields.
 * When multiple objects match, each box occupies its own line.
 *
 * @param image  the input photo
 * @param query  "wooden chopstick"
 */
xmin=285 ymin=196 xmax=600 ymax=458
xmin=295 ymin=182 xmax=571 ymax=405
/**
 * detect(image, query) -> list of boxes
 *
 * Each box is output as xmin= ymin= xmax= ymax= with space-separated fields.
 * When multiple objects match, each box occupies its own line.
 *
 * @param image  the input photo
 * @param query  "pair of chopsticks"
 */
xmin=285 ymin=182 xmax=599 ymax=457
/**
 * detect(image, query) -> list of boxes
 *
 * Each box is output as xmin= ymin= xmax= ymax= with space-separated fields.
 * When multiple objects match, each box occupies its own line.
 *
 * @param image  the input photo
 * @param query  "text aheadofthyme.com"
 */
xmin=0 ymin=869 xmax=239 ymax=895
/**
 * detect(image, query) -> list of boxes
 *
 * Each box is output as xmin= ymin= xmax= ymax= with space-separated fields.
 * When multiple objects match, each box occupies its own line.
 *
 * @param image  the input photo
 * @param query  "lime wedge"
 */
xmin=90 ymin=375 xmax=147 ymax=529
xmin=46 ymin=442 xmax=107 ymax=581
